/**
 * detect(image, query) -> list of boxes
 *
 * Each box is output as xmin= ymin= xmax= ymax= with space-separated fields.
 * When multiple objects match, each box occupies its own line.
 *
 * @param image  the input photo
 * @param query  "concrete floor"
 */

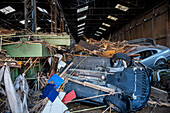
xmin=67 ymin=102 xmax=170 ymax=113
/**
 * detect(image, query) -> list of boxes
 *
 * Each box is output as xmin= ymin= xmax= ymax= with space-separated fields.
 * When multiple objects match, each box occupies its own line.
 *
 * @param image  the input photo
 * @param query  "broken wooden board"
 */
xmin=101 ymin=50 xmax=115 ymax=58
xmin=68 ymin=78 xmax=117 ymax=93
xmin=89 ymin=38 xmax=100 ymax=45
xmin=78 ymin=40 xmax=100 ymax=51
xmin=150 ymin=86 xmax=169 ymax=102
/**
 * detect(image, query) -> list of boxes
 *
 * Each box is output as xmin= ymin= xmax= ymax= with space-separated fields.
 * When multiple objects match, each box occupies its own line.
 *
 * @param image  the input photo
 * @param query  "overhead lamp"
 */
xmin=96 ymin=31 xmax=102 ymax=34
xmin=0 ymin=6 xmax=15 ymax=14
xmin=77 ymin=15 xmax=86 ymax=21
xmin=102 ymin=23 xmax=110 ymax=27
xmin=115 ymin=4 xmax=129 ymax=12
xmin=37 ymin=7 xmax=48 ymax=14
xmin=19 ymin=20 xmax=30 ymax=24
xmin=94 ymin=33 xmax=100 ymax=36
xmin=77 ymin=6 xmax=88 ymax=13
xmin=78 ymin=27 xmax=85 ymax=31
xmin=77 ymin=23 xmax=85 ymax=27
xmin=107 ymin=15 xmax=118 ymax=21
xmin=99 ymin=27 xmax=106 ymax=31
xmin=78 ymin=31 xmax=84 ymax=34
xmin=36 ymin=27 xmax=41 ymax=30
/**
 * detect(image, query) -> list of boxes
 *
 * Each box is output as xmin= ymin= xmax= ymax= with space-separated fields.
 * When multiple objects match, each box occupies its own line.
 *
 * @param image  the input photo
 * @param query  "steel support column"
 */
xmin=167 ymin=0 xmax=170 ymax=48
xmin=50 ymin=0 xmax=57 ymax=33
xmin=152 ymin=9 xmax=155 ymax=40
xmin=24 ymin=0 xmax=37 ymax=33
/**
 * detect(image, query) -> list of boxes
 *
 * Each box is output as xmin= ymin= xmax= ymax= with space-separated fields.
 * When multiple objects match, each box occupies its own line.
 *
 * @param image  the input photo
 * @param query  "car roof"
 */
xmin=127 ymin=45 xmax=169 ymax=54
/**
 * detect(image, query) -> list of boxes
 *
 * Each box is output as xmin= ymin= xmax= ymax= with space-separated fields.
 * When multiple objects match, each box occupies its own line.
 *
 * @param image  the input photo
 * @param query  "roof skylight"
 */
xmin=77 ymin=15 xmax=87 ymax=21
xmin=78 ymin=31 xmax=84 ymax=34
xmin=37 ymin=7 xmax=48 ymax=14
xmin=94 ymin=33 xmax=100 ymax=36
xmin=107 ymin=15 xmax=118 ymax=21
xmin=19 ymin=20 xmax=31 ymax=24
xmin=115 ymin=4 xmax=129 ymax=12
xmin=77 ymin=6 xmax=88 ymax=13
xmin=99 ymin=27 xmax=106 ymax=31
xmin=102 ymin=23 xmax=110 ymax=27
xmin=77 ymin=23 xmax=85 ymax=27
xmin=96 ymin=31 xmax=102 ymax=34
xmin=78 ymin=27 xmax=85 ymax=31
xmin=0 ymin=6 xmax=15 ymax=15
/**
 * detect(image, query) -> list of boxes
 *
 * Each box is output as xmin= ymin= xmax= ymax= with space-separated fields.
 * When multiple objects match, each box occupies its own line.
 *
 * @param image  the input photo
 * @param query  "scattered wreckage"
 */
xmin=65 ymin=53 xmax=150 ymax=112
xmin=125 ymin=38 xmax=170 ymax=69
xmin=0 ymin=33 xmax=169 ymax=113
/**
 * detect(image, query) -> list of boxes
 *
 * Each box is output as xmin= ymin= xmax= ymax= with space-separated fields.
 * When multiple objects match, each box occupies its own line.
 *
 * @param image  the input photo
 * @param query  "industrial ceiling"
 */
xmin=0 ymin=0 xmax=165 ymax=42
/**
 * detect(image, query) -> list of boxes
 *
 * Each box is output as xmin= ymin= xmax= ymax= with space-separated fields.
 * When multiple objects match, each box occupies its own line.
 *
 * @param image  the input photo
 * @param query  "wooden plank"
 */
xmin=68 ymin=78 xmax=117 ymax=93
xmin=150 ymin=86 xmax=168 ymax=102
xmin=78 ymin=40 xmax=100 ymax=51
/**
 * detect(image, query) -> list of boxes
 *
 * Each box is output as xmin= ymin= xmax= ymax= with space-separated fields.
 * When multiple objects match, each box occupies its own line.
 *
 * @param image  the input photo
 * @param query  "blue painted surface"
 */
xmin=48 ymin=74 xmax=64 ymax=89
xmin=40 ymin=83 xmax=59 ymax=102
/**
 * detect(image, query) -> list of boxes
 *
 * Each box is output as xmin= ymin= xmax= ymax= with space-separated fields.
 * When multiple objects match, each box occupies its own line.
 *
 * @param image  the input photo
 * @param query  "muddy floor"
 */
xmin=67 ymin=102 xmax=170 ymax=113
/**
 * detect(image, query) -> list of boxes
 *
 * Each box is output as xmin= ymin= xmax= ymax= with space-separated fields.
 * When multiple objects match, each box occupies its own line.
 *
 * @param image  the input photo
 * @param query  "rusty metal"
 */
xmin=50 ymin=0 xmax=57 ymax=33
xmin=24 ymin=0 xmax=37 ymax=33
xmin=152 ymin=9 xmax=155 ymax=39
xmin=166 ymin=0 xmax=169 ymax=47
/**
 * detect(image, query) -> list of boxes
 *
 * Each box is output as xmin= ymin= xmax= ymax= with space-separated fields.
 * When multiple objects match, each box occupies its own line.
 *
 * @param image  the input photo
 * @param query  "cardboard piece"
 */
xmin=42 ymin=96 xmax=69 ymax=113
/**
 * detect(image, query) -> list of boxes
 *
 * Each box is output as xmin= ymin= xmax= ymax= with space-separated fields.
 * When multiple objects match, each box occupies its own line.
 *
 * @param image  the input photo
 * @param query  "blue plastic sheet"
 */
xmin=40 ymin=84 xmax=59 ymax=102
xmin=47 ymin=74 xmax=64 ymax=89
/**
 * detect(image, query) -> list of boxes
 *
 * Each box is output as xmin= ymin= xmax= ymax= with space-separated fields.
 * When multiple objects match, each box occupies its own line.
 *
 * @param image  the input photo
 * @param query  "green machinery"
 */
xmin=1 ymin=34 xmax=70 ymax=80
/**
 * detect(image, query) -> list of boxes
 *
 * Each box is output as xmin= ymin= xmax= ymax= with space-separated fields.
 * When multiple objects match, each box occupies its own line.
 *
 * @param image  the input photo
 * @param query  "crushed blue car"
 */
xmin=64 ymin=53 xmax=151 ymax=113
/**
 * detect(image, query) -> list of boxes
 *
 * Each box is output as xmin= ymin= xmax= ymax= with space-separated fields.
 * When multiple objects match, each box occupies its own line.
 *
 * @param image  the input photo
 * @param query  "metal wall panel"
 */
xmin=144 ymin=20 xmax=152 ymax=38
xmin=111 ymin=1 xmax=169 ymax=48
xmin=154 ymin=13 xmax=166 ymax=39
xmin=136 ymin=25 xmax=143 ymax=38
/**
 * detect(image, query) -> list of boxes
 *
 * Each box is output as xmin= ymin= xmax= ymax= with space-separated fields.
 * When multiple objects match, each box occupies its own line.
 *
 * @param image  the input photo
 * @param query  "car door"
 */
xmin=136 ymin=50 xmax=156 ymax=67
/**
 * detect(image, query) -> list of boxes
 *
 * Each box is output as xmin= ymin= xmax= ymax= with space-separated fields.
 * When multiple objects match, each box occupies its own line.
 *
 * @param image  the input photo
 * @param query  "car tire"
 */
xmin=155 ymin=59 xmax=168 ymax=68
xmin=112 ymin=53 xmax=131 ymax=67
xmin=104 ymin=95 xmax=127 ymax=113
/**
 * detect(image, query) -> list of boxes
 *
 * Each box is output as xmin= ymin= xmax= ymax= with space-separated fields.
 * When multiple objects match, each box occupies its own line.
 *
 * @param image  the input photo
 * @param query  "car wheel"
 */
xmin=112 ymin=53 xmax=131 ymax=67
xmin=155 ymin=59 xmax=168 ymax=68
xmin=104 ymin=95 xmax=127 ymax=113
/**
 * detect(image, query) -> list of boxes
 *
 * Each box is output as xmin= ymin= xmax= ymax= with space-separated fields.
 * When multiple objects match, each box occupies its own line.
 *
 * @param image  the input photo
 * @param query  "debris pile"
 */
xmin=0 ymin=33 xmax=169 ymax=113
xmin=68 ymin=38 xmax=138 ymax=58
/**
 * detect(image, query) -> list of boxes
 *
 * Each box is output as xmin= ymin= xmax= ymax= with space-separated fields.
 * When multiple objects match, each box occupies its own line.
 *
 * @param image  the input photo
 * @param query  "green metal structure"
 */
xmin=3 ymin=43 xmax=51 ymax=57
xmin=38 ymin=34 xmax=70 ymax=46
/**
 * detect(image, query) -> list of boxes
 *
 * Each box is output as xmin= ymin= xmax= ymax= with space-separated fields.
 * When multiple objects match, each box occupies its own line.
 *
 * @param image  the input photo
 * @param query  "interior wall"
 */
xmin=111 ymin=0 xmax=170 ymax=48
